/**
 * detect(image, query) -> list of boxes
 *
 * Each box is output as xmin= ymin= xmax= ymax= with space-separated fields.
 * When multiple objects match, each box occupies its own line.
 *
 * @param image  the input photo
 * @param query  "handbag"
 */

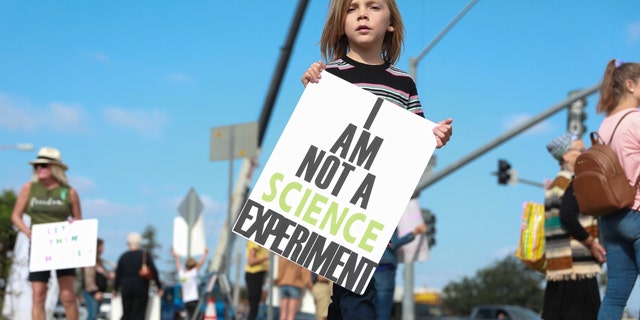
xmin=515 ymin=201 xmax=546 ymax=273
xmin=138 ymin=251 xmax=155 ymax=280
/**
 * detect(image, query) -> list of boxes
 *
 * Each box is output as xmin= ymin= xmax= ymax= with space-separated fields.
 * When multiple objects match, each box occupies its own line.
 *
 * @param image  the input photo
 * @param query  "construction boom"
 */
xmin=208 ymin=157 xmax=258 ymax=274
xmin=207 ymin=0 xmax=309 ymax=276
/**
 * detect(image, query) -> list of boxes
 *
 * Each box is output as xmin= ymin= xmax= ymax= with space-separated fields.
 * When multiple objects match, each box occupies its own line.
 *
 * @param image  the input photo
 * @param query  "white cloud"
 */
xmin=503 ymin=114 xmax=552 ymax=135
xmin=200 ymin=195 xmax=226 ymax=216
xmin=82 ymin=197 xmax=147 ymax=218
xmin=628 ymin=22 xmax=640 ymax=44
xmin=91 ymin=52 xmax=110 ymax=64
xmin=0 ymin=93 xmax=88 ymax=132
xmin=164 ymin=73 xmax=193 ymax=83
xmin=493 ymin=246 xmax=516 ymax=259
xmin=47 ymin=102 xmax=87 ymax=132
xmin=69 ymin=175 xmax=96 ymax=194
xmin=0 ymin=93 xmax=38 ymax=131
xmin=102 ymin=107 xmax=169 ymax=139
xmin=166 ymin=193 xmax=226 ymax=217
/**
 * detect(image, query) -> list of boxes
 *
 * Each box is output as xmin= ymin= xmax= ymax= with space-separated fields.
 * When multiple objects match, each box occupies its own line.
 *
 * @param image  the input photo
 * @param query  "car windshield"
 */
xmin=506 ymin=306 xmax=541 ymax=320
xmin=415 ymin=304 xmax=444 ymax=317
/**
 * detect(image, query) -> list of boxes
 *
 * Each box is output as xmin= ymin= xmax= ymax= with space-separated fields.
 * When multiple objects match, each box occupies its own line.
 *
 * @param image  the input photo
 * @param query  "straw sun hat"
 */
xmin=29 ymin=147 xmax=69 ymax=171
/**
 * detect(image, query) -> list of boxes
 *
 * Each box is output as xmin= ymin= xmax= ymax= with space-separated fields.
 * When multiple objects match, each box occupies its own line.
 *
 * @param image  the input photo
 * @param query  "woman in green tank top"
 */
xmin=11 ymin=147 xmax=83 ymax=320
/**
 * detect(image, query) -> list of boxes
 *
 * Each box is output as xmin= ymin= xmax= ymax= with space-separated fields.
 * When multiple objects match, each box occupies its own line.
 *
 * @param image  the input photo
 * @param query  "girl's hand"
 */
xmin=590 ymin=241 xmax=607 ymax=263
xmin=433 ymin=118 xmax=453 ymax=148
xmin=301 ymin=61 xmax=326 ymax=87
xmin=413 ymin=223 xmax=427 ymax=235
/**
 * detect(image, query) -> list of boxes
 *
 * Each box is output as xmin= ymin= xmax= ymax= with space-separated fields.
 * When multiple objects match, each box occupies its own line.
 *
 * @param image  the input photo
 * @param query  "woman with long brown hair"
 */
xmin=593 ymin=59 xmax=640 ymax=320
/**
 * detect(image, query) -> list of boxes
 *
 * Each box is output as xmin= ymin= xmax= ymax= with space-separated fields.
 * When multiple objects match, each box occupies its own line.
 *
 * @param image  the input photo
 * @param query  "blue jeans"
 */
xmin=327 ymin=279 xmax=376 ymax=320
xmin=373 ymin=268 xmax=395 ymax=320
xmin=82 ymin=290 xmax=101 ymax=320
xmin=598 ymin=209 xmax=640 ymax=320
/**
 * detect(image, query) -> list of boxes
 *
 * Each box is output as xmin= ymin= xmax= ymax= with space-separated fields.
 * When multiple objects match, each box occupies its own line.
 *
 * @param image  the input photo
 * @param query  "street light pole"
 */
xmin=408 ymin=0 xmax=479 ymax=82
xmin=413 ymin=83 xmax=601 ymax=193
xmin=405 ymin=2 xmax=479 ymax=319
xmin=0 ymin=144 xmax=35 ymax=151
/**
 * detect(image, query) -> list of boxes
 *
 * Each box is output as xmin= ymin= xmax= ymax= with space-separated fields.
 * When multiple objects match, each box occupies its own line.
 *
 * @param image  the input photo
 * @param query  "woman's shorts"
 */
xmin=280 ymin=285 xmax=302 ymax=299
xmin=29 ymin=268 xmax=76 ymax=282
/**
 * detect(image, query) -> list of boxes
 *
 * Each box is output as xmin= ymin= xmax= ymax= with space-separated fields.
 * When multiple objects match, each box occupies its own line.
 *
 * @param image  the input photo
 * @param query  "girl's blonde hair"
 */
xmin=31 ymin=164 xmax=69 ymax=186
xmin=320 ymin=0 xmax=405 ymax=64
xmin=597 ymin=59 xmax=640 ymax=115
xmin=186 ymin=257 xmax=197 ymax=270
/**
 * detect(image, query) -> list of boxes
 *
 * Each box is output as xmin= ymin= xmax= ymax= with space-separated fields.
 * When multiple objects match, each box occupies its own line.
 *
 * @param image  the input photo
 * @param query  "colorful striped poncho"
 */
xmin=544 ymin=170 xmax=602 ymax=281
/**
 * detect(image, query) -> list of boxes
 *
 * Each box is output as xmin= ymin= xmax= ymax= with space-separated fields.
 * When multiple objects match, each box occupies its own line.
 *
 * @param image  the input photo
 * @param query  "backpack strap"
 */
xmin=606 ymin=109 xmax=637 ymax=146
xmin=604 ymin=110 xmax=640 ymax=196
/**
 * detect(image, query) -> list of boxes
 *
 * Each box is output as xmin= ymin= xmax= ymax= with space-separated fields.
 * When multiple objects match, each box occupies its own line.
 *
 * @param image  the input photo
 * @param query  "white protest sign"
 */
xmin=30 ymin=219 xmax=98 ymax=272
xmin=173 ymin=215 xmax=207 ymax=257
xmin=233 ymin=71 xmax=437 ymax=294
xmin=397 ymin=198 xmax=430 ymax=263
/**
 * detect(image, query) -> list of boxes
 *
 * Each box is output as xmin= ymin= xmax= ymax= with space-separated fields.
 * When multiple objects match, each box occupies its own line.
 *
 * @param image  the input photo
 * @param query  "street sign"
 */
xmin=209 ymin=122 xmax=258 ymax=161
xmin=178 ymin=188 xmax=204 ymax=228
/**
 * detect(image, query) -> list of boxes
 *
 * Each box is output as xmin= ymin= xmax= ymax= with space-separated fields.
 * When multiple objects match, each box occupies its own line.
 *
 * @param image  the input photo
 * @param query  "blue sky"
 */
xmin=1 ymin=0 xmax=640 ymax=314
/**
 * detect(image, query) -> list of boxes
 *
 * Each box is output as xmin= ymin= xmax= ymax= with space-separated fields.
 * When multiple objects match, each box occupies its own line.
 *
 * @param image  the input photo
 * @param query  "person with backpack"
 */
xmin=541 ymin=132 xmax=605 ymax=320
xmin=593 ymin=59 xmax=640 ymax=320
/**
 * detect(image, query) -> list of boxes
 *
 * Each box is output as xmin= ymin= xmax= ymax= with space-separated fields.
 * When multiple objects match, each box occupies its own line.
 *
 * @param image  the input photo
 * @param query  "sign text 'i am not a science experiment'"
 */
xmin=233 ymin=72 xmax=436 ymax=294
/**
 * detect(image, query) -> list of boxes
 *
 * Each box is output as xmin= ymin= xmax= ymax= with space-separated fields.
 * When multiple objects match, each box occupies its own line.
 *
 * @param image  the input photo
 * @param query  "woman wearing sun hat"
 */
xmin=11 ymin=146 xmax=82 ymax=320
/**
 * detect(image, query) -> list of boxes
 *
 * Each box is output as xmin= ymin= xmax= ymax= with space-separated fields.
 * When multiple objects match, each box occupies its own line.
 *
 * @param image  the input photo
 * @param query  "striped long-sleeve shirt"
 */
xmin=325 ymin=56 xmax=424 ymax=117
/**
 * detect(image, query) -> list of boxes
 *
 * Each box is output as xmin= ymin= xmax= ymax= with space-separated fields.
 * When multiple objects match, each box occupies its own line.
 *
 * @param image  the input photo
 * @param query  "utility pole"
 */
xmin=0 ymin=143 xmax=34 ymax=151
xmin=404 ymin=1 xmax=479 ymax=319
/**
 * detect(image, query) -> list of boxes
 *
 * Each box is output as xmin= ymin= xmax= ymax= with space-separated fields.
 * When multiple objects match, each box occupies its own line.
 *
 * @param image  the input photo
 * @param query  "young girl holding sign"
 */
xmin=301 ymin=0 xmax=453 ymax=318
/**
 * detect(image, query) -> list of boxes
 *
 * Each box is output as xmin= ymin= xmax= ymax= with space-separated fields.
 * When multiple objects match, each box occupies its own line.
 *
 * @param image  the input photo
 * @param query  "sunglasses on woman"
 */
xmin=34 ymin=163 xmax=49 ymax=169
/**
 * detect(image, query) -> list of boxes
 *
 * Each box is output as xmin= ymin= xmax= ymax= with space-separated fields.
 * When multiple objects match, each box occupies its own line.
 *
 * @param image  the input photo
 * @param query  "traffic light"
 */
xmin=567 ymin=90 xmax=587 ymax=136
xmin=421 ymin=208 xmax=436 ymax=248
xmin=498 ymin=159 xmax=511 ymax=185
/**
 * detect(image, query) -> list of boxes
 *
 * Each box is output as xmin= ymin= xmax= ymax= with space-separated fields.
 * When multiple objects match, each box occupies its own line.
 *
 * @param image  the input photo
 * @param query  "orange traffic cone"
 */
xmin=204 ymin=296 xmax=218 ymax=320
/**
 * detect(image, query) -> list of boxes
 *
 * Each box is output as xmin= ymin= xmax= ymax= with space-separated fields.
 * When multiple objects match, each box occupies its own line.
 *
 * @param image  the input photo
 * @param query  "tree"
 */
xmin=441 ymin=255 xmax=544 ymax=315
xmin=141 ymin=224 xmax=168 ymax=290
xmin=0 ymin=189 xmax=18 ymax=313
xmin=141 ymin=225 xmax=161 ymax=261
